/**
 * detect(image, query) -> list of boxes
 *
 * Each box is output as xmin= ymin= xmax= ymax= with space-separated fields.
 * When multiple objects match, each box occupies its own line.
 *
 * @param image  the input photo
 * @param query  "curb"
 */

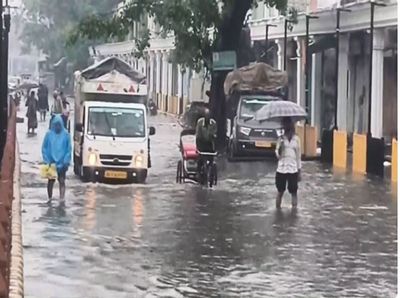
xmin=9 ymin=142 xmax=23 ymax=298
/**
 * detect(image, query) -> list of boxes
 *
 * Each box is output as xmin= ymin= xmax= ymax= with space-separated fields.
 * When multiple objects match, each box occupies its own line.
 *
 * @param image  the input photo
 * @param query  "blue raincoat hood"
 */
xmin=42 ymin=115 xmax=71 ymax=170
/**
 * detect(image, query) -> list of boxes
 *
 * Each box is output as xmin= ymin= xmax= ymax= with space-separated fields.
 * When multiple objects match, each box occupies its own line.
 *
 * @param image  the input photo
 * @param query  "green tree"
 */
xmin=21 ymin=0 xmax=120 ymax=69
xmin=70 ymin=0 xmax=292 ymax=144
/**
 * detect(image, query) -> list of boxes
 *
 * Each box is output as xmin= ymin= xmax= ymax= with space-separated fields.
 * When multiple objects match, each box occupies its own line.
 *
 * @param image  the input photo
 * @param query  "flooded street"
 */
xmin=18 ymin=114 xmax=397 ymax=298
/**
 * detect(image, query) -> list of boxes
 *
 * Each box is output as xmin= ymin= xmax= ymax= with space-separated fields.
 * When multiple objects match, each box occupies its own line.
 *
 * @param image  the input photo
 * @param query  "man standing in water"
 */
xmin=42 ymin=115 xmax=71 ymax=205
xmin=275 ymin=117 xmax=302 ymax=209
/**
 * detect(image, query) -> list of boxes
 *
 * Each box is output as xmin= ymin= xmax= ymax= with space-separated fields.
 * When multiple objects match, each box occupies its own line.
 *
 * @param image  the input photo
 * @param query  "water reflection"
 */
xmin=132 ymin=189 xmax=144 ymax=238
xmin=44 ymin=204 xmax=67 ymax=219
xmin=83 ymin=185 xmax=97 ymax=231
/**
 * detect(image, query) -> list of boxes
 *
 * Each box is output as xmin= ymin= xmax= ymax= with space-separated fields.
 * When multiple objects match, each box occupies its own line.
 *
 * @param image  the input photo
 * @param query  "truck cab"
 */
xmin=74 ymin=101 xmax=154 ymax=182
xmin=227 ymin=93 xmax=283 ymax=158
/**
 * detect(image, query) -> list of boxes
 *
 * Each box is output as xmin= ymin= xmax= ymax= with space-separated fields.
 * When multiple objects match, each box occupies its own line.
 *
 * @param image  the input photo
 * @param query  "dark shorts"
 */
xmin=275 ymin=172 xmax=298 ymax=194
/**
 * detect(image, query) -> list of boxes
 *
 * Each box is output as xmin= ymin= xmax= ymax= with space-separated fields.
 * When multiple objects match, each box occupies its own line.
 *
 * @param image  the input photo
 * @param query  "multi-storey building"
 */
xmin=92 ymin=0 xmax=397 ymax=141
xmin=250 ymin=0 xmax=397 ymax=141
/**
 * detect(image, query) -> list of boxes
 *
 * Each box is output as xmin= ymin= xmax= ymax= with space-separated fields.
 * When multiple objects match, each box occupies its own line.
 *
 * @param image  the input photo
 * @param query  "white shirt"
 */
xmin=275 ymin=135 xmax=301 ymax=174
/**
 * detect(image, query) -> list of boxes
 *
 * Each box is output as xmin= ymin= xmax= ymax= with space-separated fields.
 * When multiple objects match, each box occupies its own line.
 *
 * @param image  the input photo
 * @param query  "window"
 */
xmin=88 ymin=107 xmax=145 ymax=138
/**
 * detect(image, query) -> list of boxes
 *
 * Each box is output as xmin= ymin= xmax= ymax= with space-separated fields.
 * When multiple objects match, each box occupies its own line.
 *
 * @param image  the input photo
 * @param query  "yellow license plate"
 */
xmin=255 ymin=141 xmax=272 ymax=148
xmin=104 ymin=170 xmax=128 ymax=179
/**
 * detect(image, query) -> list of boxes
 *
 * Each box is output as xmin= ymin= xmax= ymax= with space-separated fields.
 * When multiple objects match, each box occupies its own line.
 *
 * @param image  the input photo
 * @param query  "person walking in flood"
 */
xmin=42 ymin=114 xmax=71 ymax=205
xmin=25 ymin=90 xmax=38 ymax=134
xmin=275 ymin=117 xmax=301 ymax=209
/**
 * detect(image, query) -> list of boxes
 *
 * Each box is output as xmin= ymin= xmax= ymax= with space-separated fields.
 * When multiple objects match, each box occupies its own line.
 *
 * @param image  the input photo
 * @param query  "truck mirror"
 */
xmin=149 ymin=126 xmax=156 ymax=136
xmin=75 ymin=123 xmax=83 ymax=132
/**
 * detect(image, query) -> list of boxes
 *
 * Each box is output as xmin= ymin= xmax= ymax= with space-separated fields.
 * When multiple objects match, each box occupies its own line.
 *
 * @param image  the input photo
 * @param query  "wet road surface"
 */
xmin=18 ymin=112 xmax=397 ymax=298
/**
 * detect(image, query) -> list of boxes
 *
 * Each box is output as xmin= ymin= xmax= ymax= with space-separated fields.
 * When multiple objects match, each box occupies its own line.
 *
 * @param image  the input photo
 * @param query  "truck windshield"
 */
xmin=239 ymin=98 xmax=274 ymax=119
xmin=88 ymin=107 xmax=145 ymax=138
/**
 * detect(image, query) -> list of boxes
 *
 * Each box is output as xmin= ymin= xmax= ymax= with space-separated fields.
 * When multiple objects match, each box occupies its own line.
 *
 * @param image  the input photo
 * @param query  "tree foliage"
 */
xmin=21 ymin=0 xmax=120 ymax=69
xmin=69 ymin=0 xmax=295 ymax=144
xmin=69 ymin=0 xmax=292 ymax=72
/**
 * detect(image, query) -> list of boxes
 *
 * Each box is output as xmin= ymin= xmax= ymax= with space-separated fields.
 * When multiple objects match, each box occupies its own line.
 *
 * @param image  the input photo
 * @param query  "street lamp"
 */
xmin=304 ymin=14 xmax=318 ymax=124
xmin=282 ymin=18 xmax=295 ymax=99
xmin=3 ymin=2 xmax=10 ymax=109
xmin=334 ymin=7 xmax=351 ymax=129
xmin=283 ymin=18 xmax=295 ymax=71
xmin=0 ymin=0 xmax=9 ymax=161
xmin=180 ymin=67 xmax=185 ymax=115
xmin=322 ymin=7 xmax=350 ymax=163
xmin=265 ymin=23 xmax=277 ymax=60
xmin=367 ymin=1 xmax=386 ymax=134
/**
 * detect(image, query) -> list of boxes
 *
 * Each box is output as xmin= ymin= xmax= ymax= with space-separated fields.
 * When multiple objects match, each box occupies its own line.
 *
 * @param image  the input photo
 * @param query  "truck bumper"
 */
xmin=235 ymin=139 xmax=277 ymax=156
xmin=83 ymin=166 xmax=147 ymax=182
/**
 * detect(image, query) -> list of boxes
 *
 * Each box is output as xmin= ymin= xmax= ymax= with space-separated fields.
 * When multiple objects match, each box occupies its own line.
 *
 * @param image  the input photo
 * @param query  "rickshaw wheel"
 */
xmin=208 ymin=163 xmax=217 ymax=188
xmin=212 ymin=163 xmax=218 ymax=186
xmin=176 ymin=160 xmax=183 ymax=183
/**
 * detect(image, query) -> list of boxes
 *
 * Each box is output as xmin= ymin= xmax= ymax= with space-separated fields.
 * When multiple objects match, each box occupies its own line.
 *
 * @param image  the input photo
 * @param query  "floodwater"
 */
xmin=18 ymin=112 xmax=397 ymax=298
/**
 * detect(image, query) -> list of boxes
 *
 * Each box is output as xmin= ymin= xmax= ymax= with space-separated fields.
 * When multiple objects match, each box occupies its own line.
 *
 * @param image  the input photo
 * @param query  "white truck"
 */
xmin=73 ymin=57 xmax=155 ymax=183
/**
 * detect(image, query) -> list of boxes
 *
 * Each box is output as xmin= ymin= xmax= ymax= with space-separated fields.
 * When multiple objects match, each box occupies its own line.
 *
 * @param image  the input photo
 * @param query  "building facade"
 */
xmin=92 ymin=0 xmax=397 ymax=140
xmin=250 ymin=0 xmax=397 ymax=140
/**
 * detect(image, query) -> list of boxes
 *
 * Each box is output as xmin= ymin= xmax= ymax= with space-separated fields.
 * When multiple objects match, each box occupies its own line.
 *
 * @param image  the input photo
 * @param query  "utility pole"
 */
xmin=283 ymin=19 xmax=294 ymax=71
xmin=305 ymin=15 xmax=318 ymax=124
xmin=283 ymin=18 xmax=294 ymax=99
xmin=180 ymin=68 xmax=185 ymax=115
xmin=0 ymin=0 xmax=5 ymax=161
xmin=0 ymin=0 xmax=11 ymax=162
xmin=367 ymin=1 xmax=386 ymax=134
xmin=334 ymin=7 xmax=351 ymax=129
xmin=3 ymin=1 xmax=10 ymax=109
xmin=265 ymin=23 xmax=276 ymax=63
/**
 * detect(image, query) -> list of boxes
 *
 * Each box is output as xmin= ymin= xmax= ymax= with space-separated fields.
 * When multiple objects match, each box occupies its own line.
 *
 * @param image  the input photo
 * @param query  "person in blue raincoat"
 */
xmin=42 ymin=114 xmax=71 ymax=204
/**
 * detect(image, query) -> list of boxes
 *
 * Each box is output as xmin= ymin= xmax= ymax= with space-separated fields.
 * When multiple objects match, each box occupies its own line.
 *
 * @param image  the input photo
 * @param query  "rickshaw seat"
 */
xmin=183 ymin=143 xmax=198 ymax=159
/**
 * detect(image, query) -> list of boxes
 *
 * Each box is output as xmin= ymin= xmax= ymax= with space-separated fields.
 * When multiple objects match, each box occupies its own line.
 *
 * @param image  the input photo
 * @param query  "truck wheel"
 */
xmin=228 ymin=141 xmax=238 ymax=161
xmin=80 ymin=167 xmax=93 ymax=183
xmin=73 ymin=155 xmax=80 ymax=176
xmin=176 ymin=161 xmax=183 ymax=183
xmin=136 ymin=170 xmax=148 ymax=183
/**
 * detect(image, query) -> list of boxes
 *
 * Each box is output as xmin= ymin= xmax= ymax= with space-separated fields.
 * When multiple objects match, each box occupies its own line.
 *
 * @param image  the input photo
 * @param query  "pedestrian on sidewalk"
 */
xmin=49 ymin=90 xmax=62 ymax=128
xmin=38 ymin=83 xmax=49 ymax=122
xmin=60 ymin=92 xmax=70 ymax=130
xmin=41 ymin=114 xmax=71 ymax=205
xmin=51 ymin=90 xmax=63 ymax=115
xmin=25 ymin=90 xmax=38 ymax=134
xmin=275 ymin=117 xmax=301 ymax=209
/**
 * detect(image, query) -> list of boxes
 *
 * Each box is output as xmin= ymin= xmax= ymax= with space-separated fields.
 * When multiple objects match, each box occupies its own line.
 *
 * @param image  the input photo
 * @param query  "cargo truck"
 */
xmin=73 ymin=57 xmax=155 ymax=183
xmin=224 ymin=63 xmax=287 ymax=159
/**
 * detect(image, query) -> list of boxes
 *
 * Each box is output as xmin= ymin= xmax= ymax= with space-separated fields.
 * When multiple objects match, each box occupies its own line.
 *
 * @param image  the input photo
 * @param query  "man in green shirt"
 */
xmin=195 ymin=108 xmax=217 ymax=153
xmin=195 ymin=108 xmax=217 ymax=178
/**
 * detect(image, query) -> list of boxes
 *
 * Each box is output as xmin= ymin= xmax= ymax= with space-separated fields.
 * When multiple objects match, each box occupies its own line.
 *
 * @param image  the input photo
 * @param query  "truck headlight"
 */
xmin=135 ymin=155 xmax=143 ymax=168
xmin=239 ymin=126 xmax=251 ymax=136
xmin=88 ymin=153 xmax=97 ymax=166
xmin=276 ymin=129 xmax=284 ymax=137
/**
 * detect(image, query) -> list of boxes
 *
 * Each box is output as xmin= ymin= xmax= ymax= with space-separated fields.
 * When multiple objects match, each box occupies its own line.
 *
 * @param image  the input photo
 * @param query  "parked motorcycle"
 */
xmin=148 ymin=99 xmax=158 ymax=116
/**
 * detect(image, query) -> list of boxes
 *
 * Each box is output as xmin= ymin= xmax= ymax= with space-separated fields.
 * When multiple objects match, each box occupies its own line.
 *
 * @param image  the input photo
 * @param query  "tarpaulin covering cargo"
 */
xmin=80 ymin=57 xmax=145 ymax=83
xmin=224 ymin=63 xmax=287 ymax=96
